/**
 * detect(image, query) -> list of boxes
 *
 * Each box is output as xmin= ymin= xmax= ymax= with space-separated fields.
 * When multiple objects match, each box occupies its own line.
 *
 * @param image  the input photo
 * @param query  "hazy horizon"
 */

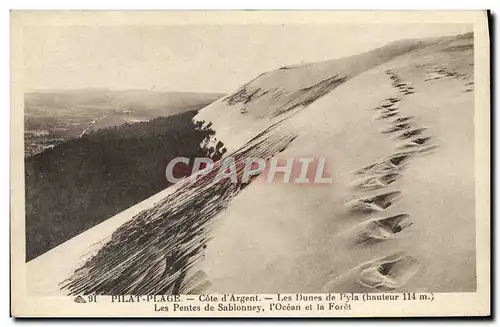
xmin=23 ymin=24 xmax=472 ymax=93
xmin=25 ymin=88 xmax=224 ymax=95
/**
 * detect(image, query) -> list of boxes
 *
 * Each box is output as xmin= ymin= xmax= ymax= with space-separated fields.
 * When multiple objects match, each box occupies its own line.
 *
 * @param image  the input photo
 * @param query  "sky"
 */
xmin=23 ymin=24 xmax=472 ymax=93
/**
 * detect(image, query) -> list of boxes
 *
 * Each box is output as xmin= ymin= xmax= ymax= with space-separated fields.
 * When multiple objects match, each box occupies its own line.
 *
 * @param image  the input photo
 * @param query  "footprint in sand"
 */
xmin=356 ymin=153 xmax=412 ymax=175
xmin=352 ymin=172 xmax=400 ymax=191
xmin=386 ymin=152 xmax=415 ymax=167
xmin=356 ymin=253 xmax=420 ymax=291
xmin=346 ymin=190 xmax=402 ymax=214
xmin=396 ymin=128 xmax=427 ymax=140
xmin=354 ymin=214 xmax=413 ymax=245
xmin=377 ymin=111 xmax=399 ymax=120
xmin=392 ymin=116 xmax=414 ymax=124
xmin=381 ymin=123 xmax=411 ymax=134
xmin=394 ymin=82 xmax=415 ymax=95
xmin=321 ymin=252 xmax=420 ymax=293
xmin=372 ymin=105 xmax=397 ymax=112
xmin=398 ymin=137 xmax=433 ymax=149
xmin=382 ymin=107 xmax=399 ymax=113
xmin=463 ymin=81 xmax=474 ymax=92
xmin=386 ymin=97 xmax=401 ymax=104
xmin=380 ymin=103 xmax=396 ymax=109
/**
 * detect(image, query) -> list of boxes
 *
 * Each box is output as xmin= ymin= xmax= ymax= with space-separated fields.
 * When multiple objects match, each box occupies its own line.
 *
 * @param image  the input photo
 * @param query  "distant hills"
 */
xmin=24 ymin=89 xmax=222 ymax=156
xmin=25 ymin=89 xmax=223 ymax=117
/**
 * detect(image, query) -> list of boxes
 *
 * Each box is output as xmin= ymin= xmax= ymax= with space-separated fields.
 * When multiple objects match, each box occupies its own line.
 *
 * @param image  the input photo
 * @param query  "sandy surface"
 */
xmin=197 ymin=35 xmax=476 ymax=293
xmin=26 ymin=33 xmax=476 ymax=295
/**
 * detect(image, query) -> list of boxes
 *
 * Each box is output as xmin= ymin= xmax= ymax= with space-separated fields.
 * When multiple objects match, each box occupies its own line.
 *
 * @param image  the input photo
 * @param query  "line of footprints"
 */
xmin=344 ymin=69 xmax=438 ymax=291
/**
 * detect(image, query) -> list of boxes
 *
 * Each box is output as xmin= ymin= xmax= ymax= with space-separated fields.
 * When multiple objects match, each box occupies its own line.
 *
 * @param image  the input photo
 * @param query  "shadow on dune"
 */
xmin=60 ymin=125 xmax=298 ymax=295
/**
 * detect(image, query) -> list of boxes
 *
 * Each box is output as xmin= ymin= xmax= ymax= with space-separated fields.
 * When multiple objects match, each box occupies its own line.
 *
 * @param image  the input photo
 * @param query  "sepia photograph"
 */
xmin=10 ymin=10 xmax=490 ymax=317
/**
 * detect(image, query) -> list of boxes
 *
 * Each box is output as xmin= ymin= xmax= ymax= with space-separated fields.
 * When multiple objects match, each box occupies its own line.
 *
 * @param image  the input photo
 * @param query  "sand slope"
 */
xmin=197 ymin=32 xmax=475 ymax=293
xmin=27 ymin=32 xmax=476 ymax=295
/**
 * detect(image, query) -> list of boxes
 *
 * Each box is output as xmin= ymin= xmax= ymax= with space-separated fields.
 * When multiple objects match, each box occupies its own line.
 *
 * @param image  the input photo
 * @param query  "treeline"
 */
xmin=25 ymin=110 xmax=215 ymax=261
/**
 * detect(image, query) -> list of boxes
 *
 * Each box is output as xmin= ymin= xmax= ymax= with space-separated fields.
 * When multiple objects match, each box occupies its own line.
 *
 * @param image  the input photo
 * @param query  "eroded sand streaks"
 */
xmin=60 ymin=125 xmax=298 ymax=295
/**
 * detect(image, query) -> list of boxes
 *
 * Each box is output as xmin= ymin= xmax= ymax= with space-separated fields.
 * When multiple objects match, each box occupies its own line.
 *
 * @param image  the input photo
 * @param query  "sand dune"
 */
xmin=27 ymin=32 xmax=476 ymax=295
xmin=195 ymin=32 xmax=475 ymax=294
